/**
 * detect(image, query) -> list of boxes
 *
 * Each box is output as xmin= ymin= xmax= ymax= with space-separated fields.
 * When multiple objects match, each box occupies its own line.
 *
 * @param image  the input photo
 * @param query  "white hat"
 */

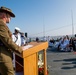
xmin=15 ymin=27 xmax=20 ymax=31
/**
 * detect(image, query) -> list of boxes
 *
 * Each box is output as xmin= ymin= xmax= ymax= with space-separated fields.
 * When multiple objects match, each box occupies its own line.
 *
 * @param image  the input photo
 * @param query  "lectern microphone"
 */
xmin=25 ymin=33 xmax=27 ymax=38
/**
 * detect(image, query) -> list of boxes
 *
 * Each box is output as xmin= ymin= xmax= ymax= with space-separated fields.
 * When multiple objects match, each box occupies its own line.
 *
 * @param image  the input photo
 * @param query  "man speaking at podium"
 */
xmin=0 ymin=6 xmax=23 ymax=75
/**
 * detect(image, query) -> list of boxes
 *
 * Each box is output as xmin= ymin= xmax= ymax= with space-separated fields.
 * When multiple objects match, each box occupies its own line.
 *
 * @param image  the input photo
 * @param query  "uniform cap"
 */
xmin=0 ymin=6 xmax=15 ymax=17
xmin=15 ymin=27 xmax=20 ymax=31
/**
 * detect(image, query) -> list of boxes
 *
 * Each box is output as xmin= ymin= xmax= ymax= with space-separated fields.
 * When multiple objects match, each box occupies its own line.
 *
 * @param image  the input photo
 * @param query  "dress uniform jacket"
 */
xmin=0 ymin=19 xmax=23 ymax=75
xmin=0 ymin=19 xmax=23 ymax=63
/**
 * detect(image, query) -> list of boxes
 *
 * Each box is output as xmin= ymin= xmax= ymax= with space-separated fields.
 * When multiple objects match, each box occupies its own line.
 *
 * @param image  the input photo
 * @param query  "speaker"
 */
xmin=25 ymin=33 xmax=27 ymax=37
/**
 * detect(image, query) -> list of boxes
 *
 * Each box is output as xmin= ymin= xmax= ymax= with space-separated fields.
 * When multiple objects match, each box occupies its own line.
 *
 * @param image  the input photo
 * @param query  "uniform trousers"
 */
xmin=0 ymin=45 xmax=15 ymax=75
xmin=0 ymin=61 xmax=14 ymax=75
xmin=0 ymin=62 xmax=15 ymax=75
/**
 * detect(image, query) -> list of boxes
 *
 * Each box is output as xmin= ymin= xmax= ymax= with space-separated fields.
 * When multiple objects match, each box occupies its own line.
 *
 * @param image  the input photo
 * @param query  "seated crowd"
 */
xmin=49 ymin=35 xmax=76 ymax=52
xmin=57 ymin=35 xmax=76 ymax=52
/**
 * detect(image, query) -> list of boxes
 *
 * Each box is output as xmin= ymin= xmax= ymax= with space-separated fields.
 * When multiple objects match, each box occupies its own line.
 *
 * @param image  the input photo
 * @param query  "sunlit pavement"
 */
xmin=47 ymin=47 xmax=76 ymax=75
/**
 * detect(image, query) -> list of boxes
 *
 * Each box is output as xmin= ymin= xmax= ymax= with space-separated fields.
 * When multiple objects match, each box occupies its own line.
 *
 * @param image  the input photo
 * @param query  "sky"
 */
xmin=0 ymin=0 xmax=76 ymax=37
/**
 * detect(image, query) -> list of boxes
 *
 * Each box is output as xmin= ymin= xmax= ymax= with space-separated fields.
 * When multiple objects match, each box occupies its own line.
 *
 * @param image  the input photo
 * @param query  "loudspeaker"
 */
xmin=25 ymin=33 xmax=27 ymax=37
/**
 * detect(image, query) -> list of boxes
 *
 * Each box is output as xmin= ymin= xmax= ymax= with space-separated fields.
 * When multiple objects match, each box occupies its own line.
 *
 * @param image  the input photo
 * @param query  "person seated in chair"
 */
xmin=59 ymin=36 xmax=69 ymax=51
xmin=69 ymin=37 xmax=75 ymax=51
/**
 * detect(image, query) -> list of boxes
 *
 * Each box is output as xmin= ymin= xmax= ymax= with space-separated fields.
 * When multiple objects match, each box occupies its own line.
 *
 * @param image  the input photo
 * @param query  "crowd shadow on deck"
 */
xmin=47 ymin=47 xmax=76 ymax=71
xmin=53 ymin=58 xmax=76 ymax=70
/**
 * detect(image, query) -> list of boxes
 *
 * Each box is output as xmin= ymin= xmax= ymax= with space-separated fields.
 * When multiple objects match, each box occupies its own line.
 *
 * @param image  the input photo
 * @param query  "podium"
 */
xmin=15 ymin=42 xmax=48 ymax=75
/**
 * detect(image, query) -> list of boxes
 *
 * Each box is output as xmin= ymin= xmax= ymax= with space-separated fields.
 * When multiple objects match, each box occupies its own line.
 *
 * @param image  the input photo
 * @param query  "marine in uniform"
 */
xmin=0 ymin=6 xmax=23 ymax=75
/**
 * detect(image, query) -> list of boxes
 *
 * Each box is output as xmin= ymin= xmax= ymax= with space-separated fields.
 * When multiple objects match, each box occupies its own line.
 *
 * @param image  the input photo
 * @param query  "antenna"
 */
xmin=71 ymin=10 xmax=74 ymax=37
xmin=43 ymin=16 xmax=45 ymax=37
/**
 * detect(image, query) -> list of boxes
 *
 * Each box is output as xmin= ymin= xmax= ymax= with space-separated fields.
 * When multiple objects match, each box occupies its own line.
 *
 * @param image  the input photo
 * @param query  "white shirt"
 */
xmin=12 ymin=33 xmax=21 ymax=46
